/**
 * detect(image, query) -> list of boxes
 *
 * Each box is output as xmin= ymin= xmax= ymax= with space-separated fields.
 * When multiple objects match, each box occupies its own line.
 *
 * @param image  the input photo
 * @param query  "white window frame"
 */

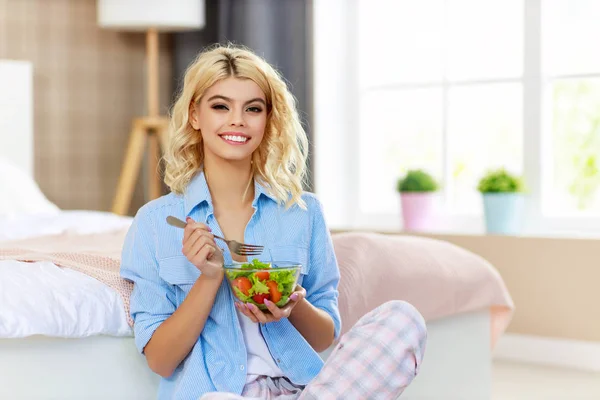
xmin=313 ymin=0 xmax=600 ymax=237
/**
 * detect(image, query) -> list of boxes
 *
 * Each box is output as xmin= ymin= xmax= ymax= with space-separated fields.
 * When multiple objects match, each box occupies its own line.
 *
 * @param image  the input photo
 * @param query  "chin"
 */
xmin=214 ymin=149 xmax=255 ymax=163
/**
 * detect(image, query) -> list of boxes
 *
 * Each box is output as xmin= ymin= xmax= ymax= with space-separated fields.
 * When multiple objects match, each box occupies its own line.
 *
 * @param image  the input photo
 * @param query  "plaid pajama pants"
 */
xmin=200 ymin=300 xmax=427 ymax=400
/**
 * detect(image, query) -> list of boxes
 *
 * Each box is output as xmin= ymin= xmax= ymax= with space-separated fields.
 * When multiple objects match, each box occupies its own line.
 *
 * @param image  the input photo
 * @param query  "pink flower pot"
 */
xmin=400 ymin=192 xmax=437 ymax=232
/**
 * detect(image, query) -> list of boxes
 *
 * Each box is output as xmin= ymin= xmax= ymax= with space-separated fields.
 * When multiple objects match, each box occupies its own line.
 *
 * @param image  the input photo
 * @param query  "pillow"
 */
xmin=331 ymin=231 xmax=514 ymax=347
xmin=0 ymin=157 xmax=60 ymax=216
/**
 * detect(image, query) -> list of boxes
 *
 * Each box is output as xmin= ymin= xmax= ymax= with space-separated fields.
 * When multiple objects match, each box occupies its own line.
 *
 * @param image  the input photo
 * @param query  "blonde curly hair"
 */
xmin=163 ymin=44 xmax=309 ymax=209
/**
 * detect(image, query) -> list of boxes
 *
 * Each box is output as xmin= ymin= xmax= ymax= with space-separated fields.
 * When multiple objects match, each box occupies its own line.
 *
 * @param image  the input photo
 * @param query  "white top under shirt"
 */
xmin=236 ymin=308 xmax=284 ymax=383
xmin=231 ymin=260 xmax=283 ymax=383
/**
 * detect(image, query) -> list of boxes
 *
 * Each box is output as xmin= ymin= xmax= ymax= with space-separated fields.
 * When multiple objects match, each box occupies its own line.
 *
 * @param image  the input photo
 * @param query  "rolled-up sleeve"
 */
xmin=120 ymin=207 xmax=176 ymax=354
xmin=302 ymin=195 xmax=342 ymax=340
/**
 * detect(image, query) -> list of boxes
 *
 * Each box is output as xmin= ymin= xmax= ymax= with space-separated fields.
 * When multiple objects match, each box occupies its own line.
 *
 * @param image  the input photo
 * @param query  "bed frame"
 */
xmin=0 ymin=310 xmax=490 ymax=399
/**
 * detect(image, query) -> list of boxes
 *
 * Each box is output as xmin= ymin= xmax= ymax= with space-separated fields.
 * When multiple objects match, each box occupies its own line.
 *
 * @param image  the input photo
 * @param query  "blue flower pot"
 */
xmin=482 ymin=193 xmax=524 ymax=235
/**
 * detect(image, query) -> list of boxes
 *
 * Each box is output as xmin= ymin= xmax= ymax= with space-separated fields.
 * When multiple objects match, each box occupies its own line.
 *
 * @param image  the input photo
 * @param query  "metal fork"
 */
xmin=166 ymin=216 xmax=264 ymax=256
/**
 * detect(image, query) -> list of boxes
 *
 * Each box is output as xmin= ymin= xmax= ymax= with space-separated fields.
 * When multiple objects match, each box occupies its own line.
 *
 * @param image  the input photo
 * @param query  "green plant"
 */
xmin=397 ymin=169 xmax=439 ymax=193
xmin=477 ymin=168 xmax=524 ymax=193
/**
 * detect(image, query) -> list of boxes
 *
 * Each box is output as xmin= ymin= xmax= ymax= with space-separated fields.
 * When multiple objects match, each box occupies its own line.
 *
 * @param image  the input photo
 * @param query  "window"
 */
xmin=313 ymin=0 xmax=600 ymax=235
xmin=542 ymin=0 xmax=600 ymax=217
xmin=356 ymin=0 xmax=524 ymax=218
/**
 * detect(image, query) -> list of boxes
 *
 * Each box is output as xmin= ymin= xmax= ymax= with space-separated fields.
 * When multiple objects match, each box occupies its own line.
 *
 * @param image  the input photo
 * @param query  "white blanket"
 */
xmin=0 ymin=211 xmax=133 ymax=338
xmin=0 ymin=260 xmax=131 ymax=338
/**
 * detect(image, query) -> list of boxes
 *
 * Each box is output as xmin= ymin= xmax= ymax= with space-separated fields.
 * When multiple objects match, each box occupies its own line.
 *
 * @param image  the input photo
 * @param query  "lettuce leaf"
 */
xmin=240 ymin=259 xmax=272 ymax=270
xmin=248 ymin=274 xmax=269 ymax=295
xmin=226 ymin=269 xmax=252 ymax=281
xmin=275 ymin=295 xmax=289 ymax=307
xmin=228 ymin=258 xmax=299 ymax=309
xmin=269 ymin=269 xmax=297 ymax=296
xmin=233 ymin=286 xmax=253 ymax=303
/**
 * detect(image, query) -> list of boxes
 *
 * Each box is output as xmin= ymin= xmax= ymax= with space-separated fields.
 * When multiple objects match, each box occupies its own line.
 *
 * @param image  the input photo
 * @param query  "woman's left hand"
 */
xmin=235 ymin=285 xmax=307 ymax=323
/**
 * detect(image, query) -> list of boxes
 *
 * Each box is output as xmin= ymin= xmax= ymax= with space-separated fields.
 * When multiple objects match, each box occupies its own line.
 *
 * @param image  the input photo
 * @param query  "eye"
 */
xmin=246 ymin=106 xmax=263 ymax=113
xmin=211 ymin=104 xmax=229 ymax=110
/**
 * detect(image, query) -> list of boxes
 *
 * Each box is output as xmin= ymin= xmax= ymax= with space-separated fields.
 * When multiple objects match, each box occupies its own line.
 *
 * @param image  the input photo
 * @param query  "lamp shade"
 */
xmin=97 ymin=0 xmax=205 ymax=32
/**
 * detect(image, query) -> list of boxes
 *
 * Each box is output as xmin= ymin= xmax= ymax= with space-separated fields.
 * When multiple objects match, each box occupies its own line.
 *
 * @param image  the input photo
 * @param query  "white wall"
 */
xmin=0 ymin=60 xmax=33 ymax=176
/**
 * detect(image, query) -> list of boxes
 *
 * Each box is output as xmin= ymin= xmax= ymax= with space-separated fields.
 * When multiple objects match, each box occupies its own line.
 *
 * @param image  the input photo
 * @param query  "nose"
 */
xmin=229 ymin=108 xmax=245 ymax=127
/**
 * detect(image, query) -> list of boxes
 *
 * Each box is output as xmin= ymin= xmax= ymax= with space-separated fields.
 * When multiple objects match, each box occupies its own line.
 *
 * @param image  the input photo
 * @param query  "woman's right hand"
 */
xmin=182 ymin=217 xmax=224 ymax=279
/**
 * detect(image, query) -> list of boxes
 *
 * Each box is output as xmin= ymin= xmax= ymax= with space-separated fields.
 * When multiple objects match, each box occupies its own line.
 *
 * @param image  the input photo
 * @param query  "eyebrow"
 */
xmin=207 ymin=95 xmax=266 ymax=106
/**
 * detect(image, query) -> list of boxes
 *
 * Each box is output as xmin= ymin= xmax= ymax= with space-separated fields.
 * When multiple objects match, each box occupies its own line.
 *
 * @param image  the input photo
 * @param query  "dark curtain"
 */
xmin=171 ymin=0 xmax=314 ymax=190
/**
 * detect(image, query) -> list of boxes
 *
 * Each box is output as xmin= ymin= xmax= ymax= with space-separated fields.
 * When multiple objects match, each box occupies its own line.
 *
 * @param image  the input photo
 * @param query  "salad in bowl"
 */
xmin=224 ymin=259 xmax=301 ymax=310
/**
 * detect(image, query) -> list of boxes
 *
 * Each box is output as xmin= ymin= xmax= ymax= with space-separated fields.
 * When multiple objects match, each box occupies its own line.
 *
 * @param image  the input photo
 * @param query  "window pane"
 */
xmin=544 ymin=78 xmax=600 ymax=215
xmin=359 ymin=89 xmax=443 ymax=214
xmin=447 ymin=83 xmax=523 ymax=214
xmin=357 ymin=0 xmax=444 ymax=87
xmin=543 ymin=0 xmax=600 ymax=76
xmin=446 ymin=0 xmax=523 ymax=80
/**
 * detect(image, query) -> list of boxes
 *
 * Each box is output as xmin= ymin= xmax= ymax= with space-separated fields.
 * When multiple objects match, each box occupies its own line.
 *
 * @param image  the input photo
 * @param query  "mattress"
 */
xmin=0 ymin=210 xmax=133 ymax=338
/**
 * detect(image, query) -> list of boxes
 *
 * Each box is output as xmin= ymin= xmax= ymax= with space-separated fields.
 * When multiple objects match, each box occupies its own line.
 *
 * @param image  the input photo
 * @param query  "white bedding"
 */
xmin=0 ymin=210 xmax=133 ymax=338
xmin=0 ymin=210 xmax=132 ymax=241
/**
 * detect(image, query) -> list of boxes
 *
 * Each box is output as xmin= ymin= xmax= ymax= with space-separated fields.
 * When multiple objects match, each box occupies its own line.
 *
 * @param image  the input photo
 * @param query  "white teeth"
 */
xmin=222 ymin=135 xmax=248 ymax=143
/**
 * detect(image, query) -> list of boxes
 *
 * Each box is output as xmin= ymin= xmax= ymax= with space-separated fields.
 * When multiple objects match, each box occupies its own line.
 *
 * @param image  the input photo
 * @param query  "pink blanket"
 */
xmin=331 ymin=232 xmax=514 ymax=347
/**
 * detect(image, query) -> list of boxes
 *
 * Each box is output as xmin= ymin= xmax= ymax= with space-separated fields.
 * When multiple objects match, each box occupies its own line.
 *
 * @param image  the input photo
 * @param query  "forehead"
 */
xmin=203 ymin=77 xmax=265 ymax=101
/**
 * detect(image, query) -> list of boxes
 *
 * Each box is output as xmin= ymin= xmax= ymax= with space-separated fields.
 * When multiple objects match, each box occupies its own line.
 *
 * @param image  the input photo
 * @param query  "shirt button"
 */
xmin=277 ymin=359 xmax=281 ymax=364
xmin=240 ymin=365 xmax=245 ymax=371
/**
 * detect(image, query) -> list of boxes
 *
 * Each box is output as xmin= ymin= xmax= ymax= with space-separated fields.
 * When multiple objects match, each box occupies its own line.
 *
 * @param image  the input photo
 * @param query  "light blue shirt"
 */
xmin=120 ymin=171 xmax=341 ymax=399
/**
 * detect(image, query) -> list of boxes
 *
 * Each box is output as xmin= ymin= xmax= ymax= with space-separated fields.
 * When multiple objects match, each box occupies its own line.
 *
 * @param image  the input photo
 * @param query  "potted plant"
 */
xmin=477 ymin=168 xmax=525 ymax=235
xmin=396 ymin=169 xmax=439 ymax=232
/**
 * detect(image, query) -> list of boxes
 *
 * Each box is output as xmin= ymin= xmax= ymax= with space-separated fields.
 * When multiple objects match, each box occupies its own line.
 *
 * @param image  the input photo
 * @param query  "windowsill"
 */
xmin=329 ymin=224 xmax=600 ymax=241
xmin=321 ymin=206 xmax=600 ymax=240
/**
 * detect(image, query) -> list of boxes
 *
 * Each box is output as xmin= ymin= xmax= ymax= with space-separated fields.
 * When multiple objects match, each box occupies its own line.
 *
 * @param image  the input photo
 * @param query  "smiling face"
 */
xmin=189 ymin=77 xmax=268 ymax=165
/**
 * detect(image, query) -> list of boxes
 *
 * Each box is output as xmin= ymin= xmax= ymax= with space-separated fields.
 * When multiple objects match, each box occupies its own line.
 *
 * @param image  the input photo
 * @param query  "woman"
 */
xmin=120 ymin=44 xmax=426 ymax=400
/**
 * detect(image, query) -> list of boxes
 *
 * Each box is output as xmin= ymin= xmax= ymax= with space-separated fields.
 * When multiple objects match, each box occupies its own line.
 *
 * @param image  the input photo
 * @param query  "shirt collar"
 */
xmin=184 ymin=169 xmax=278 ymax=216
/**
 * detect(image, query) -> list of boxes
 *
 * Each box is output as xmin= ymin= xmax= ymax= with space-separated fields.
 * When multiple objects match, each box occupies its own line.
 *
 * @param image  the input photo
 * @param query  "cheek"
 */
xmin=253 ymin=116 xmax=268 ymax=137
xmin=198 ymin=115 xmax=224 ymax=136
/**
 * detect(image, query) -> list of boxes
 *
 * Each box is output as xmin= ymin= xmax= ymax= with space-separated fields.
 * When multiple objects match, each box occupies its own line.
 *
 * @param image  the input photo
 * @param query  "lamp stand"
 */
xmin=112 ymin=28 xmax=168 ymax=215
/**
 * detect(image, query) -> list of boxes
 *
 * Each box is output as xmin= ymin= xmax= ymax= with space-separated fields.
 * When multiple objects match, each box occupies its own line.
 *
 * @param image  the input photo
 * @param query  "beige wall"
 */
xmin=333 ymin=229 xmax=600 ymax=342
xmin=0 ymin=0 xmax=172 ymax=213
xmin=418 ymin=233 xmax=600 ymax=342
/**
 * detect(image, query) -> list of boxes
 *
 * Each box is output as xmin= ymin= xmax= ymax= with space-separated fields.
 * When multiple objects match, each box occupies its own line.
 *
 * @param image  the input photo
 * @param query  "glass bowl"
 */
xmin=224 ymin=260 xmax=301 ymax=310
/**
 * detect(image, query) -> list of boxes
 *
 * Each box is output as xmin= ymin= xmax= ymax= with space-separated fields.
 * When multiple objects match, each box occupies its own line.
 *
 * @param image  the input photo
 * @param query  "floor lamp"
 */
xmin=97 ymin=0 xmax=205 ymax=215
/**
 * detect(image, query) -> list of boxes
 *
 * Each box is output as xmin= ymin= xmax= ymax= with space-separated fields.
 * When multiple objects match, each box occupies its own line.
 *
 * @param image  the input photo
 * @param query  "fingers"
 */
xmin=184 ymin=225 xmax=214 ymax=247
xmin=184 ymin=234 xmax=214 ymax=259
xmin=246 ymin=303 xmax=270 ymax=324
xmin=233 ymin=286 xmax=309 ymax=324
xmin=181 ymin=218 xmax=223 ymax=268
xmin=263 ymin=298 xmax=285 ymax=319
xmin=278 ymin=286 xmax=306 ymax=316
xmin=289 ymin=285 xmax=306 ymax=303
xmin=183 ymin=217 xmax=212 ymax=243
xmin=183 ymin=225 xmax=215 ymax=256
xmin=242 ymin=286 xmax=308 ymax=323
xmin=183 ymin=231 xmax=204 ymax=255
xmin=190 ymin=242 xmax=217 ymax=266
xmin=235 ymin=302 xmax=259 ymax=323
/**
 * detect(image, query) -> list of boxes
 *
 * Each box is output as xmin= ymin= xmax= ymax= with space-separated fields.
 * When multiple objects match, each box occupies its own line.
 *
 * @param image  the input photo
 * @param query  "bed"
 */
xmin=0 ymin=224 xmax=505 ymax=400
xmin=0 ymin=59 xmax=513 ymax=399
xmin=0 ymin=194 xmax=511 ymax=399
xmin=0 ymin=59 xmax=159 ymax=399
xmin=0 ymin=211 xmax=159 ymax=400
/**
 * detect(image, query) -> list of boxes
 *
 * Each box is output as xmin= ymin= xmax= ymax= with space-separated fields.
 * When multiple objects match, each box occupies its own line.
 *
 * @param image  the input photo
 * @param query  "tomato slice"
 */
xmin=266 ymin=281 xmax=282 ymax=303
xmin=232 ymin=277 xmax=252 ymax=296
xmin=255 ymin=271 xmax=270 ymax=281
xmin=252 ymin=293 xmax=270 ymax=304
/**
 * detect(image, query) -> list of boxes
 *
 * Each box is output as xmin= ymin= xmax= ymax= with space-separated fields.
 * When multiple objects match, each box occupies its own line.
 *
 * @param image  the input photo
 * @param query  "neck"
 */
xmin=203 ymin=156 xmax=254 ymax=210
